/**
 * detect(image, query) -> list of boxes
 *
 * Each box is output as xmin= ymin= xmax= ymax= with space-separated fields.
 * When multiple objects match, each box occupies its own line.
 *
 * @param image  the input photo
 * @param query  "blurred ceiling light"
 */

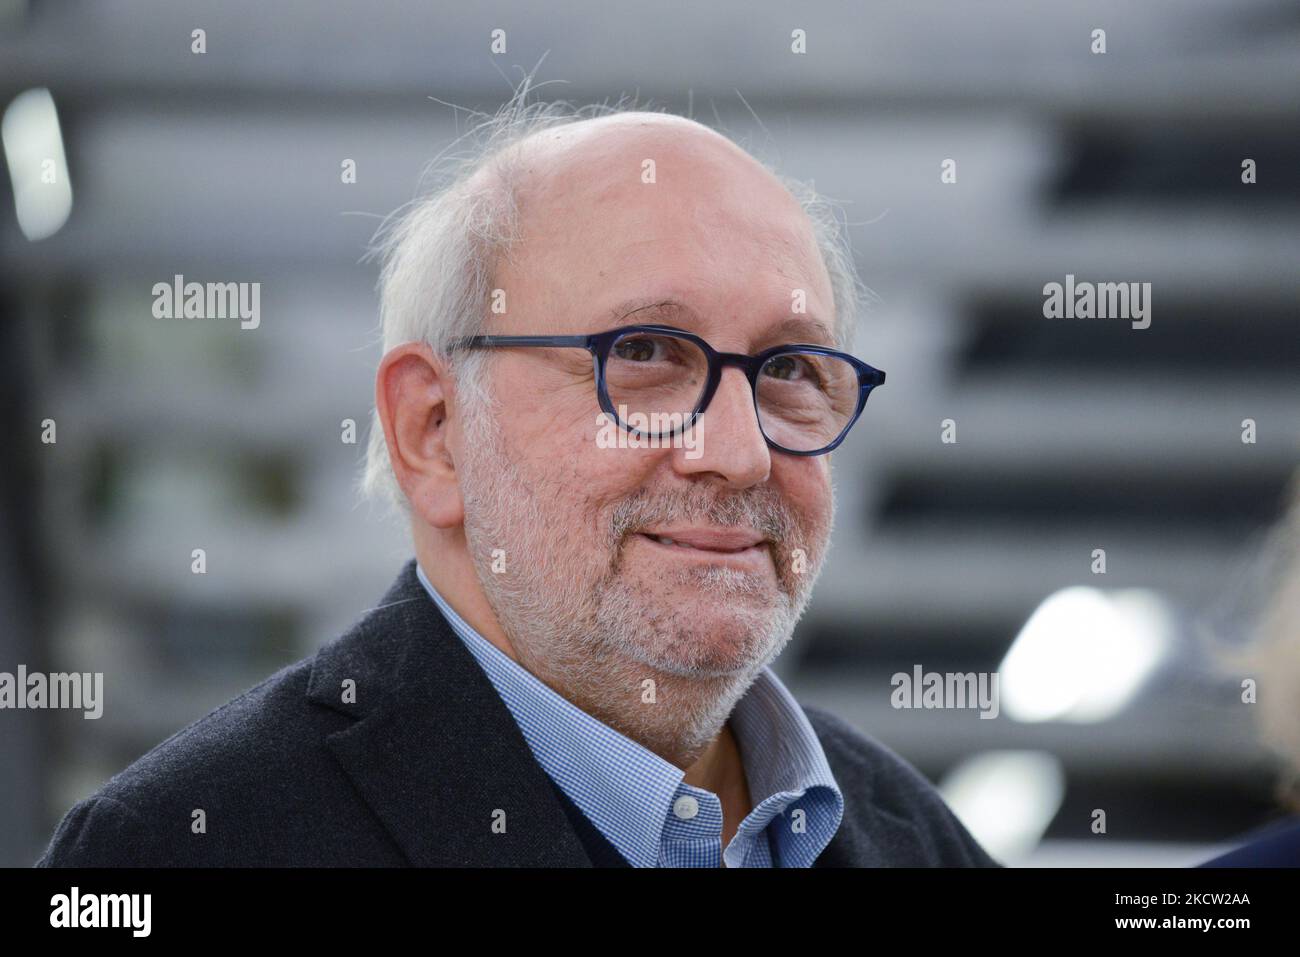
xmin=940 ymin=750 xmax=1065 ymax=864
xmin=1000 ymin=586 xmax=1173 ymax=724
xmin=2 ymin=87 xmax=73 ymax=241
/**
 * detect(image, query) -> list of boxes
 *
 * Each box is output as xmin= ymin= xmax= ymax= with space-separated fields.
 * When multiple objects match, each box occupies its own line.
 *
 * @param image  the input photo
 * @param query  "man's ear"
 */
xmin=375 ymin=342 xmax=464 ymax=528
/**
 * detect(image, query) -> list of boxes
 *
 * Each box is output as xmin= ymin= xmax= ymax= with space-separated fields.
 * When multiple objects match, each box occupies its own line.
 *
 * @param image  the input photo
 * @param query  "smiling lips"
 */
xmin=637 ymin=527 xmax=767 ymax=554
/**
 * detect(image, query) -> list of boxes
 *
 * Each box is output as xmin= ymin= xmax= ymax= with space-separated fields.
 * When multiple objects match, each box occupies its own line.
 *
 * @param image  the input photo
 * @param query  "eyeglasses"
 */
xmin=449 ymin=323 xmax=886 ymax=456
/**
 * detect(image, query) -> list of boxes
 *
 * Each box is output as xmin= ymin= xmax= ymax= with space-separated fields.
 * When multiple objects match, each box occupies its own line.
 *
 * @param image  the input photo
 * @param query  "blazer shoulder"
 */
xmin=36 ymin=794 xmax=153 ymax=867
xmin=37 ymin=652 xmax=346 ymax=867
xmin=801 ymin=702 xmax=1002 ymax=867
xmin=37 ymin=561 xmax=428 ymax=867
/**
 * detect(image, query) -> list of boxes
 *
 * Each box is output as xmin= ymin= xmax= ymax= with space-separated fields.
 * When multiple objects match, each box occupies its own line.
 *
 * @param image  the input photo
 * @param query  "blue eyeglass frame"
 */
xmin=449 ymin=323 xmax=887 ymax=456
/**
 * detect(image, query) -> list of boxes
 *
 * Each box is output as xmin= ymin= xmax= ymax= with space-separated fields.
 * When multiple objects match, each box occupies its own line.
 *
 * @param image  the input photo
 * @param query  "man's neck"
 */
xmin=686 ymin=721 xmax=753 ymax=854
xmin=683 ymin=720 xmax=738 ymax=792
xmin=415 ymin=529 xmax=525 ymax=663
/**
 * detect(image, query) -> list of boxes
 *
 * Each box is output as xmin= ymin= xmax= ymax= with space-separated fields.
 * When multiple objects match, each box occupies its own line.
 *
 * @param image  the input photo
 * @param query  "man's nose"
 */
xmin=673 ymin=366 xmax=771 ymax=487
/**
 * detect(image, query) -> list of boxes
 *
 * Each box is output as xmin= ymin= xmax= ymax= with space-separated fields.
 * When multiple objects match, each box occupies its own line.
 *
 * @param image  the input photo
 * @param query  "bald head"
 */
xmin=503 ymin=111 xmax=802 ymax=217
xmin=480 ymin=111 xmax=838 ymax=351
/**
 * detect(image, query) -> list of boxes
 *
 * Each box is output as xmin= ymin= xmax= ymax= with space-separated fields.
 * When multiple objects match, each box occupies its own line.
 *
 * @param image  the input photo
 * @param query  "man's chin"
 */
xmin=622 ymin=612 xmax=786 ymax=680
xmin=592 ymin=563 xmax=800 ymax=677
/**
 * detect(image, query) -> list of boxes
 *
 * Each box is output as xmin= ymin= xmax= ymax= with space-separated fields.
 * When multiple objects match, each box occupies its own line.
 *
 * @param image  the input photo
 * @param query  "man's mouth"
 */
xmin=635 ymin=527 xmax=770 ymax=558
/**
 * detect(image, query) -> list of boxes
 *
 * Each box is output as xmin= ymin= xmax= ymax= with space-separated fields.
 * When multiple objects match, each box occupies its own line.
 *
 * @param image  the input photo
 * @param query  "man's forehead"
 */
xmin=513 ymin=111 xmax=743 ymax=172
xmin=510 ymin=113 xmax=804 ymax=221
xmin=493 ymin=115 xmax=837 ymax=345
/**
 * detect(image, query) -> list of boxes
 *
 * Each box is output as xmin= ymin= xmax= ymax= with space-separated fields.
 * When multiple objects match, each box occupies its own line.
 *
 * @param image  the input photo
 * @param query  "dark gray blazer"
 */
xmin=37 ymin=559 xmax=999 ymax=867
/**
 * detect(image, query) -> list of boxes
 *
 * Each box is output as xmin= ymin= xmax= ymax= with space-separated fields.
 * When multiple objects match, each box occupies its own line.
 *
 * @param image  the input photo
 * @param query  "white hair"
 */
xmin=360 ymin=77 xmax=868 ymax=512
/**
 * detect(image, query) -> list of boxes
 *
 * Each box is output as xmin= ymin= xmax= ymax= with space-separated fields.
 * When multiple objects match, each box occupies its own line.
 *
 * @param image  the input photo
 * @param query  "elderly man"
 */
xmin=38 ymin=100 xmax=997 ymax=868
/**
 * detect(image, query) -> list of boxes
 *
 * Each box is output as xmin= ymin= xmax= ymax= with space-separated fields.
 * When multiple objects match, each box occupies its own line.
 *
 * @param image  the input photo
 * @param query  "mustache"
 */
xmin=608 ymin=484 xmax=797 ymax=548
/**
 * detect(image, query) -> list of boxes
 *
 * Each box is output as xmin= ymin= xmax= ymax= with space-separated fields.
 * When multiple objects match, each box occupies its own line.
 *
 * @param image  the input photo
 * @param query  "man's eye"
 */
xmin=612 ymin=336 xmax=660 ymax=362
xmin=764 ymin=355 xmax=804 ymax=380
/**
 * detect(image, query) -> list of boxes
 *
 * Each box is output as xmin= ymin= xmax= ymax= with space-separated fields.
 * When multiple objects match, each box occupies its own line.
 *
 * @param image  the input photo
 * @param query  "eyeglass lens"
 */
xmin=605 ymin=329 xmax=859 ymax=452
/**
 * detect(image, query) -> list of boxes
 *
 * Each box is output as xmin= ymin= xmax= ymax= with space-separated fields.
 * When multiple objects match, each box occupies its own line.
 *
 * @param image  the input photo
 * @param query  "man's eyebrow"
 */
xmin=764 ymin=316 xmax=837 ymax=347
xmin=607 ymin=298 xmax=693 ymax=326
xmin=604 ymin=299 xmax=837 ymax=347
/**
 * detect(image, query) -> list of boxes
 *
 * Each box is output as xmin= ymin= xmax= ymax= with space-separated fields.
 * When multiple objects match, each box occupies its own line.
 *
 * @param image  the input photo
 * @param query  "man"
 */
xmin=38 ymin=97 xmax=998 ymax=867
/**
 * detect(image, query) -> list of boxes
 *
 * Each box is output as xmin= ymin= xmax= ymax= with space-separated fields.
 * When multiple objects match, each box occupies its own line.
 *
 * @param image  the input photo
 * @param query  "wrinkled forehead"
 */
xmin=490 ymin=116 xmax=837 ymax=349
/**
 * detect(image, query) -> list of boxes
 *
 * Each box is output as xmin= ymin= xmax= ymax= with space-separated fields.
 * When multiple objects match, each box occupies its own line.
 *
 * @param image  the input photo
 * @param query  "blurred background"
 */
xmin=2 ymin=0 xmax=1298 ymax=867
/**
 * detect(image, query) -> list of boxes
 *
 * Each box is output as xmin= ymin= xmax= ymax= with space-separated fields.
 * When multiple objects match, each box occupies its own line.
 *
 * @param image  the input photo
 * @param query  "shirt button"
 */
xmin=673 ymin=796 xmax=700 ymax=820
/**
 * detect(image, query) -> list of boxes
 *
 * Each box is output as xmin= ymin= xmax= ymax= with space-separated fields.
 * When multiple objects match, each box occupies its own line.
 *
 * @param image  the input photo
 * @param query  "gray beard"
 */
xmin=455 ymin=398 xmax=831 ymax=765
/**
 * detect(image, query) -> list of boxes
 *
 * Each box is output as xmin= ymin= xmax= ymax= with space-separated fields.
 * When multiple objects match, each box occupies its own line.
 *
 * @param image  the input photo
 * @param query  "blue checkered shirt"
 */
xmin=416 ymin=563 xmax=844 ymax=867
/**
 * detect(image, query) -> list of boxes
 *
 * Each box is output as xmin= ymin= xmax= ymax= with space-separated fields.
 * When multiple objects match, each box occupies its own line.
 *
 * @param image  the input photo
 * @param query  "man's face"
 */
xmin=457 ymin=117 xmax=839 ymax=685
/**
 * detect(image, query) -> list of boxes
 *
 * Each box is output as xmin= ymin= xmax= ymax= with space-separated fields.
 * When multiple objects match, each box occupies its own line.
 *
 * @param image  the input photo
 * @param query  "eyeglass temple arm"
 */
xmin=451 ymin=334 xmax=595 ymax=350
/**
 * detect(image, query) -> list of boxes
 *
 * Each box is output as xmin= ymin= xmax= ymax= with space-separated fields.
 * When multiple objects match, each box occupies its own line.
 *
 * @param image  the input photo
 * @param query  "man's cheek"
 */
xmin=552 ymin=393 xmax=603 ymax=448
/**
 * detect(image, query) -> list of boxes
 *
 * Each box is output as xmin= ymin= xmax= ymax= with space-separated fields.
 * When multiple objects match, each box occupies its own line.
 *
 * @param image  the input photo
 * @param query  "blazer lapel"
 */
xmin=306 ymin=559 xmax=594 ymax=867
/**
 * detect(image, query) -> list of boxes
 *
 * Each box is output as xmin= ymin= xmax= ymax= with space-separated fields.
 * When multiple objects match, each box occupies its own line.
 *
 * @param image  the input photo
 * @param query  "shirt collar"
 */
xmin=415 ymin=562 xmax=842 ymax=867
